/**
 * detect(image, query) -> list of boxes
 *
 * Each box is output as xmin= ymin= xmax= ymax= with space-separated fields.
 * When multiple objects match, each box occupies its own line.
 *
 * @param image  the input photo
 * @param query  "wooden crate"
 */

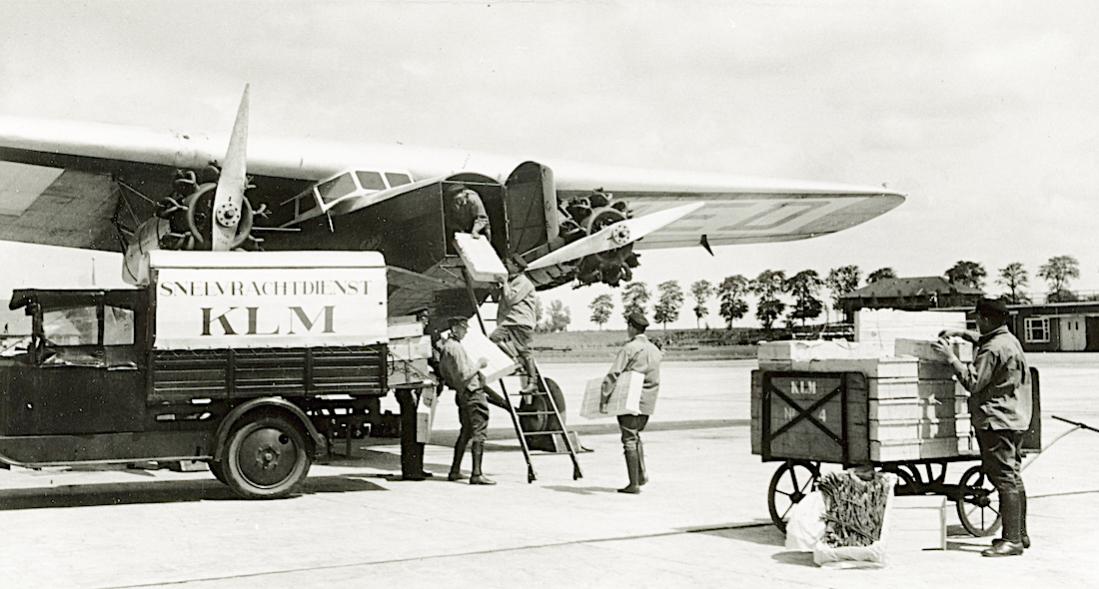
xmin=871 ymin=418 xmax=921 ymax=441
xmin=870 ymin=398 xmax=921 ymax=420
xmin=868 ymin=378 xmax=919 ymax=399
xmin=895 ymin=338 xmax=974 ymax=363
xmin=751 ymin=370 xmax=869 ymax=463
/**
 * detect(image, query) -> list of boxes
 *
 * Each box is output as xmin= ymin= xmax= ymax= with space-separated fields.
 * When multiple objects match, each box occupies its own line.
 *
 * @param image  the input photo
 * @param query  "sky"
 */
xmin=1 ymin=0 xmax=1097 ymax=331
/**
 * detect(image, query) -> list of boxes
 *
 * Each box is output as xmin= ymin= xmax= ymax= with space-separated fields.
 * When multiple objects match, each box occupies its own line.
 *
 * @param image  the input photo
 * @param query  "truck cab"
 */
xmin=0 ymin=251 xmax=395 ymax=499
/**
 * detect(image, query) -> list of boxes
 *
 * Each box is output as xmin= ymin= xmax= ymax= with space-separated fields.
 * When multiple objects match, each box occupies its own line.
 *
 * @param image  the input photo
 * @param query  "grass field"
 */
xmin=532 ymin=327 xmax=764 ymax=362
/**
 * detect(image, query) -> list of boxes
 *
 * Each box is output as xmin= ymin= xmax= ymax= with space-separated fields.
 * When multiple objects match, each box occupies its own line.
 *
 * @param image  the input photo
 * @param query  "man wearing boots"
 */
xmin=600 ymin=311 xmax=662 ymax=494
xmin=438 ymin=317 xmax=497 ymax=485
xmin=491 ymin=266 xmax=539 ymax=402
xmin=935 ymin=298 xmax=1031 ymax=556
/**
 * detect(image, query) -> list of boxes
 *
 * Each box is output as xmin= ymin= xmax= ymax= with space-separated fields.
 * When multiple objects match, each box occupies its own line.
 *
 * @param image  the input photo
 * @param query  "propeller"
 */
xmin=525 ymin=202 xmax=705 ymax=271
xmin=210 ymin=84 xmax=250 ymax=251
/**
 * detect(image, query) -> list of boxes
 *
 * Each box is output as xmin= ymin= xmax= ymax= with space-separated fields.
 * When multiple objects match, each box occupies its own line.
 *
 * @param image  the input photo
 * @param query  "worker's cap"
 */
xmin=447 ymin=316 xmax=469 ymax=328
xmin=625 ymin=311 xmax=649 ymax=329
xmin=975 ymin=297 xmax=1009 ymax=320
xmin=443 ymin=183 xmax=467 ymax=197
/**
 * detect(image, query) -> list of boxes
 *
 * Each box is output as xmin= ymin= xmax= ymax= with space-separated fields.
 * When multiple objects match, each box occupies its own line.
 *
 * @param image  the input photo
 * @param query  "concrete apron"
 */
xmin=0 ymin=419 xmax=1095 ymax=588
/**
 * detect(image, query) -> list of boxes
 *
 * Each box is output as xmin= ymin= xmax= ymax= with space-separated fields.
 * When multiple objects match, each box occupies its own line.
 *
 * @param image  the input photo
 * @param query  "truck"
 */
xmin=0 ymin=250 xmax=394 ymax=498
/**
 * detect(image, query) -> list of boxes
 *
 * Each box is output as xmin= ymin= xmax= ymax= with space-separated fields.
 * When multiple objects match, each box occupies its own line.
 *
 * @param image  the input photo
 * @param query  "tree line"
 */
xmin=583 ymin=255 xmax=1089 ymax=331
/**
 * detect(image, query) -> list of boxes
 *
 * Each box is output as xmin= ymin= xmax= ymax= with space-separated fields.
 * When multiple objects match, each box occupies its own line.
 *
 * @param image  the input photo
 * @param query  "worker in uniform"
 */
xmin=444 ymin=183 xmax=491 ymax=240
xmin=437 ymin=317 xmax=496 ymax=485
xmin=600 ymin=311 xmax=662 ymax=494
xmin=934 ymin=298 xmax=1031 ymax=557
xmin=491 ymin=264 xmax=540 ymax=402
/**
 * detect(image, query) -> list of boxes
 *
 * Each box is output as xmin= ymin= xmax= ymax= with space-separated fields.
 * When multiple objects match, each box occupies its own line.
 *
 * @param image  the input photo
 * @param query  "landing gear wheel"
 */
xmin=768 ymin=460 xmax=820 ymax=532
xmin=520 ymin=378 xmax=566 ymax=453
xmin=220 ymin=413 xmax=311 ymax=499
xmin=957 ymin=465 xmax=1002 ymax=537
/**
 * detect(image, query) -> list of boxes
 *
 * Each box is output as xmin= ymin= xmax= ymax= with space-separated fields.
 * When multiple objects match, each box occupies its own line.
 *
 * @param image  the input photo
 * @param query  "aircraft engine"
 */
xmin=555 ymin=190 xmax=640 ymax=288
xmin=160 ymin=167 xmax=256 ymax=251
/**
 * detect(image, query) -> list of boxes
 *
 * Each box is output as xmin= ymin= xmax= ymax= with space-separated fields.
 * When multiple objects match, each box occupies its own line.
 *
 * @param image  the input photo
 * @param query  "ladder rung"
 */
xmin=515 ymin=410 xmax=557 ymax=416
xmin=523 ymin=430 xmax=566 ymax=436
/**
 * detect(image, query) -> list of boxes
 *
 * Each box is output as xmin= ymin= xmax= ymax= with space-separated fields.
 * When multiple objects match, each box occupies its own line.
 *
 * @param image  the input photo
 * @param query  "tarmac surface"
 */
xmin=0 ymin=354 xmax=1097 ymax=588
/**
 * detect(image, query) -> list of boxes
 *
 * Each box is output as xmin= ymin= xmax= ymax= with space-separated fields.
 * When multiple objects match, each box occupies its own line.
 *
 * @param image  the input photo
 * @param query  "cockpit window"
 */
xmin=316 ymin=173 xmax=358 ymax=204
xmin=356 ymin=171 xmax=386 ymax=190
xmin=385 ymin=172 xmax=412 ymax=187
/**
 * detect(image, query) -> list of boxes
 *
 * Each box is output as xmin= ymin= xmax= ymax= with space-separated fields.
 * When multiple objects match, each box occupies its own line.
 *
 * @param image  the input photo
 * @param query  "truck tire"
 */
xmin=220 ymin=413 xmax=311 ymax=499
xmin=209 ymin=460 xmax=227 ymax=485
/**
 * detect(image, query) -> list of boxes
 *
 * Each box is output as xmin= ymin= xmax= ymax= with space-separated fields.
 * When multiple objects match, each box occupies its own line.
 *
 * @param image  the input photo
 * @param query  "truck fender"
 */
xmin=213 ymin=397 xmax=327 ymax=462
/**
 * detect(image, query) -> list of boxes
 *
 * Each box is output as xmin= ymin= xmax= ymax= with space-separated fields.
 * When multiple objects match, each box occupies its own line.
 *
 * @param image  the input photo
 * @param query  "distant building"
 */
xmin=1008 ymin=301 xmax=1099 ymax=352
xmin=838 ymin=276 xmax=983 ymax=323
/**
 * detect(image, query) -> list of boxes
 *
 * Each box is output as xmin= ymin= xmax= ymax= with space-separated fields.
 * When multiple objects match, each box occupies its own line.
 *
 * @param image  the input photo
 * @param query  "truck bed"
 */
xmin=150 ymin=346 xmax=387 ymax=402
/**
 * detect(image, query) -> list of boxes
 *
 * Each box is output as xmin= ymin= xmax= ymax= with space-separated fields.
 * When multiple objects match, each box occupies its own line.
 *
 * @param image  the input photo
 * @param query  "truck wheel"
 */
xmin=209 ymin=460 xmax=227 ymax=485
xmin=221 ymin=414 xmax=311 ymax=499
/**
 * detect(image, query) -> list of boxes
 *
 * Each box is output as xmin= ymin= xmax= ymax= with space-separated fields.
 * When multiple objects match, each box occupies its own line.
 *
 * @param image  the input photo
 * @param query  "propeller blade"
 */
xmin=526 ymin=202 xmax=704 ymax=271
xmin=211 ymin=84 xmax=250 ymax=251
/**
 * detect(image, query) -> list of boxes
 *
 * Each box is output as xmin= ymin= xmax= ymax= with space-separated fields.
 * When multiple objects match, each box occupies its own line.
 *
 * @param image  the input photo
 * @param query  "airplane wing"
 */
xmin=0 ymin=114 xmax=904 ymax=299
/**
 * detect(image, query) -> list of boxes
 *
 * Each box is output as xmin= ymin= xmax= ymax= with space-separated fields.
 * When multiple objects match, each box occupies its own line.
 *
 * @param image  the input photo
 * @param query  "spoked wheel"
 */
xmin=768 ymin=460 xmax=821 ymax=532
xmin=883 ymin=464 xmax=921 ymax=496
xmin=220 ymin=413 xmax=311 ymax=499
xmin=956 ymin=464 xmax=1002 ymax=537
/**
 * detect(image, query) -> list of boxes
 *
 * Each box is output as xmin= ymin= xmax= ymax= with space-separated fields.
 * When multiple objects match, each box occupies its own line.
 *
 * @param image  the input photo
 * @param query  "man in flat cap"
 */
xmin=600 ymin=310 xmax=662 ymax=494
xmin=437 ymin=317 xmax=496 ymax=485
xmin=934 ymin=297 xmax=1031 ymax=556
xmin=443 ymin=183 xmax=491 ymax=241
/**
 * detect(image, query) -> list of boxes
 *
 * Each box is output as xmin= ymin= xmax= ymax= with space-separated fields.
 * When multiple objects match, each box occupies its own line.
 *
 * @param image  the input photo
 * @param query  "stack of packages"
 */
xmin=752 ymin=310 xmax=977 ymax=462
xmin=812 ymin=470 xmax=899 ymax=567
xmin=387 ymin=316 xmax=435 ymax=386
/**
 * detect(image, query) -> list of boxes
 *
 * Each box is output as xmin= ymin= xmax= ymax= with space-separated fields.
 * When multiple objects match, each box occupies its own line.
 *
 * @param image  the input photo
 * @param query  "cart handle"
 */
xmin=1052 ymin=415 xmax=1099 ymax=434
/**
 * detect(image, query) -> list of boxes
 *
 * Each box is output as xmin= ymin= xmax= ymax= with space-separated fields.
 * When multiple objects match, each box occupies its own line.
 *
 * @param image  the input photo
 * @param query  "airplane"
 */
xmin=0 ymin=88 xmax=905 ymax=323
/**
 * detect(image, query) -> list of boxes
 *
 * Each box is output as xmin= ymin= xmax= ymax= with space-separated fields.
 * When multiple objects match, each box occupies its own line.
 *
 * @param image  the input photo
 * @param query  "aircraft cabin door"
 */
xmin=504 ymin=162 xmax=558 ymax=260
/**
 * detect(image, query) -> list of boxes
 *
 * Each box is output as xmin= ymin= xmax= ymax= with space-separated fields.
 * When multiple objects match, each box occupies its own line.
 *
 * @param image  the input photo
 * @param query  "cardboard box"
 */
xmin=760 ymin=356 xmax=918 ymax=378
xmin=870 ymin=398 xmax=921 ymax=420
xmin=454 ymin=232 xmax=507 ymax=283
xmin=895 ymin=338 xmax=973 ymax=363
xmin=387 ymin=358 xmax=435 ymax=386
xmin=416 ymin=387 xmax=438 ymax=444
xmin=870 ymin=418 xmax=921 ymax=441
xmin=389 ymin=335 xmax=432 ymax=361
xmin=856 ymin=309 xmax=967 ymax=351
xmin=868 ymin=377 xmax=919 ymax=399
xmin=455 ymin=328 xmax=517 ymax=383
xmin=580 ymin=372 xmax=644 ymax=419
xmin=888 ymin=496 xmax=947 ymax=551
xmin=388 ymin=315 xmax=424 ymax=340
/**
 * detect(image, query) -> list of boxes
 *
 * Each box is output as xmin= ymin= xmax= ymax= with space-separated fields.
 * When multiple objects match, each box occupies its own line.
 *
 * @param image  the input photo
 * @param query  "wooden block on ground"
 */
xmin=168 ymin=460 xmax=209 ymax=472
xmin=888 ymin=495 xmax=947 ymax=551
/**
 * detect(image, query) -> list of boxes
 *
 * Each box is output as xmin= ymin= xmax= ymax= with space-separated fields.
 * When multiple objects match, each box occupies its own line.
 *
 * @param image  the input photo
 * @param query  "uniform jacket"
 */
xmin=495 ymin=273 xmax=537 ymax=330
xmin=955 ymin=325 xmax=1032 ymax=430
xmin=438 ymin=337 xmax=482 ymax=393
xmin=603 ymin=334 xmax=662 ymax=415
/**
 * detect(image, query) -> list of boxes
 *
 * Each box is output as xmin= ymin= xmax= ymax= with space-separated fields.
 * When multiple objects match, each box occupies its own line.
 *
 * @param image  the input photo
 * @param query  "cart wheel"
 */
xmin=921 ymin=461 xmax=948 ymax=490
xmin=884 ymin=466 xmax=921 ymax=496
xmin=956 ymin=465 xmax=1002 ymax=537
xmin=768 ymin=460 xmax=820 ymax=532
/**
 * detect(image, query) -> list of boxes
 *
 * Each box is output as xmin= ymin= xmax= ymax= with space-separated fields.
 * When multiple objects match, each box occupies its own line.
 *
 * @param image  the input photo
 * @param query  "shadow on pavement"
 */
xmin=0 ymin=475 xmax=388 ymax=511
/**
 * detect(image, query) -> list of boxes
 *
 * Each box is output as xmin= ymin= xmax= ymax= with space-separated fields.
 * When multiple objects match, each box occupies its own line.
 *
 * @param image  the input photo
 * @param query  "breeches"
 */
xmin=976 ymin=429 xmax=1025 ymax=493
xmin=490 ymin=326 xmax=535 ymax=374
xmin=457 ymin=388 xmax=490 ymax=444
xmin=617 ymin=414 xmax=650 ymax=452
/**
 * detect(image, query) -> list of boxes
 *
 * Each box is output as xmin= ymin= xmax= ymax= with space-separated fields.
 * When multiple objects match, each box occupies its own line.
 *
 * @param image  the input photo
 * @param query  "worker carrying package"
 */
xmin=580 ymin=371 xmax=644 ymax=419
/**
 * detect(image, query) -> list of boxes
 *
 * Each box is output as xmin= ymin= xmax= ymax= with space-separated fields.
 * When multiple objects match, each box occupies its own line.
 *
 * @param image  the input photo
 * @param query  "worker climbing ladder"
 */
xmin=461 ymin=268 xmax=583 ymax=483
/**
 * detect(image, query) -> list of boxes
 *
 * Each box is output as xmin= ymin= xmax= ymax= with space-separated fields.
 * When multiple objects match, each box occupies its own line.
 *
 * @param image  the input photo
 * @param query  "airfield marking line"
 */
xmin=95 ymin=522 xmax=774 ymax=589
